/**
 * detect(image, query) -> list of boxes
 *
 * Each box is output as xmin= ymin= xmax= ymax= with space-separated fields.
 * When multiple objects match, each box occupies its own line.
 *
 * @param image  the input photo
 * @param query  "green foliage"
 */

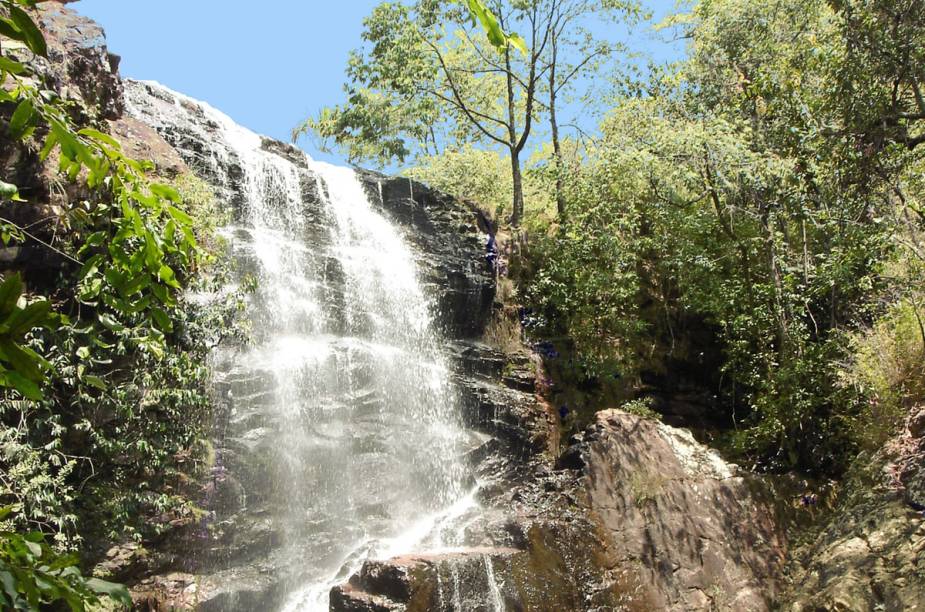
xmin=0 ymin=506 xmax=129 ymax=611
xmin=841 ymin=248 xmax=925 ymax=449
xmin=0 ymin=274 xmax=51 ymax=400
xmin=0 ymin=2 xmax=233 ymax=605
xmin=621 ymin=397 xmax=660 ymax=421
xmin=0 ymin=3 xmax=201 ymax=399
xmin=526 ymin=0 xmax=925 ymax=474
xmin=294 ymin=1 xmax=444 ymax=167
xmin=406 ymin=145 xmax=512 ymax=216
xmin=406 ymin=142 xmax=560 ymax=226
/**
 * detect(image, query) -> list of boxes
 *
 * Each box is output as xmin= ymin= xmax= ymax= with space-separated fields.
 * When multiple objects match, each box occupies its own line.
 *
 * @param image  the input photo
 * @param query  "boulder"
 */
xmin=570 ymin=410 xmax=786 ymax=611
xmin=332 ymin=409 xmax=787 ymax=612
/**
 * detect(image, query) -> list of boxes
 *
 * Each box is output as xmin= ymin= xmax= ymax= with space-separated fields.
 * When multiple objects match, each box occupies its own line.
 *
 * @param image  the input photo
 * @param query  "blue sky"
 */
xmin=77 ymin=1 xmax=685 ymax=167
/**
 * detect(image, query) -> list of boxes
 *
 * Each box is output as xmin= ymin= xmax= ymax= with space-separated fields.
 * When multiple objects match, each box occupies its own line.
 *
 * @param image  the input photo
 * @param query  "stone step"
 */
xmin=329 ymin=584 xmax=403 ymax=612
xmin=330 ymin=547 xmax=523 ymax=612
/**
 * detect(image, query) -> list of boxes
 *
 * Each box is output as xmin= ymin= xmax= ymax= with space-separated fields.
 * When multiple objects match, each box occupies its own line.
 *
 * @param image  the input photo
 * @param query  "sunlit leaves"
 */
xmin=0 ymin=2 xmax=47 ymax=58
xmin=0 ymin=274 xmax=50 ymax=400
xmin=529 ymin=0 xmax=923 ymax=474
xmin=462 ymin=0 xmax=527 ymax=55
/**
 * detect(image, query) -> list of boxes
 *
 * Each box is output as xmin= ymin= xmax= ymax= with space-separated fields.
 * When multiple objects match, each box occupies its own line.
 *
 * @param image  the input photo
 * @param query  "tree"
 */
xmin=529 ymin=0 xmax=925 ymax=474
xmin=299 ymin=0 xmax=547 ymax=226
xmin=540 ymin=0 xmax=641 ymax=218
xmin=299 ymin=0 xmax=637 ymax=227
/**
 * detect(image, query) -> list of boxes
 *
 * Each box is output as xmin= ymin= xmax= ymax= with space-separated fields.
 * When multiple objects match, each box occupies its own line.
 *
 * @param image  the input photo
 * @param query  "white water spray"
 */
xmin=125 ymin=80 xmax=482 ymax=612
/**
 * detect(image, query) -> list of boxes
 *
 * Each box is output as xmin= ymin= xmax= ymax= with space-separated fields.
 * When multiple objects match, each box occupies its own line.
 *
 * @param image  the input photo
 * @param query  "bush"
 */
xmin=0 ymin=510 xmax=130 ymax=611
xmin=843 ymin=297 xmax=925 ymax=449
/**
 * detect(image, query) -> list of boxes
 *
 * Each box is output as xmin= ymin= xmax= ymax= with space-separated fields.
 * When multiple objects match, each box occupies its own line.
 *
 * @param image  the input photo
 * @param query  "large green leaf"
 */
xmin=0 ymin=337 xmax=44 ymax=382
xmin=77 ymin=127 xmax=121 ymax=149
xmin=463 ymin=0 xmax=527 ymax=55
xmin=0 ymin=56 xmax=25 ymax=75
xmin=0 ymin=17 xmax=23 ymax=43
xmin=6 ymin=299 xmax=50 ymax=336
xmin=85 ymin=578 xmax=131 ymax=607
xmin=8 ymin=5 xmax=47 ymax=57
xmin=150 ymin=182 xmax=181 ymax=203
xmin=8 ymin=98 xmax=34 ymax=139
xmin=167 ymin=204 xmax=193 ymax=225
xmin=0 ymin=274 xmax=23 ymax=317
xmin=0 ymin=180 xmax=18 ymax=199
xmin=4 ymin=370 xmax=42 ymax=400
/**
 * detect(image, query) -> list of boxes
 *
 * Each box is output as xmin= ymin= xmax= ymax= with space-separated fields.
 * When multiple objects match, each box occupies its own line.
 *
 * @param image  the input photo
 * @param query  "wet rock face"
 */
xmin=449 ymin=341 xmax=556 ymax=458
xmin=568 ymin=410 xmax=786 ymax=611
xmin=356 ymin=171 xmax=495 ymax=339
xmin=123 ymin=81 xmax=494 ymax=340
xmin=123 ymin=80 xmax=260 ymax=213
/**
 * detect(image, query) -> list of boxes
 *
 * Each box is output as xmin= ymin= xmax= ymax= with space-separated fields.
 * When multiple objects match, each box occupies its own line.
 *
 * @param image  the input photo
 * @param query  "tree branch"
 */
xmin=419 ymin=34 xmax=511 ymax=147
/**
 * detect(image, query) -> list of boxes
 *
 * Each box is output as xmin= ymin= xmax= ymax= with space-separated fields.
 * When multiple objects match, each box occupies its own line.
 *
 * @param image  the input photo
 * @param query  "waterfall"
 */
xmin=275 ymin=163 xmax=474 ymax=610
xmin=124 ymin=80 xmax=484 ymax=611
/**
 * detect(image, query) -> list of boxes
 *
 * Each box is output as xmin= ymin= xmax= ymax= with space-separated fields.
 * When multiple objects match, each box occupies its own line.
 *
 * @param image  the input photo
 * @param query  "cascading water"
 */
xmin=275 ymin=163 xmax=476 ymax=610
xmin=124 ymin=82 xmax=481 ymax=610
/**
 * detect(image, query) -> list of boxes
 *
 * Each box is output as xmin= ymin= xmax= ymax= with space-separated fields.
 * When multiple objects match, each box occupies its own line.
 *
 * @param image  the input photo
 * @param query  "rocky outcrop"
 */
xmin=32 ymin=3 xmax=124 ymax=120
xmin=330 ymin=548 xmax=520 ymax=611
xmin=2 ymin=5 xmax=185 ymax=286
xmin=783 ymin=407 xmax=925 ymax=611
xmin=561 ymin=410 xmax=786 ymax=610
xmin=332 ymin=406 xmax=786 ymax=611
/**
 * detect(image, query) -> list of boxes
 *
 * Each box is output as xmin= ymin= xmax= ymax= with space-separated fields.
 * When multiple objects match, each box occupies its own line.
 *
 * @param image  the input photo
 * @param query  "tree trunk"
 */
xmin=551 ymin=114 xmax=565 ymax=219
xmin=510 ymin=146 xmax=525 ymax=227
xmin=549 ymin=40 xmax=565 ymax=219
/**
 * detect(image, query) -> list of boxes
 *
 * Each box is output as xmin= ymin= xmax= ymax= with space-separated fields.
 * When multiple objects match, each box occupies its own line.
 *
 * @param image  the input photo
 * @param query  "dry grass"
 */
xmin=483 ymin=305 xmax=523 ymax=354
xmin=844 ymin=297 xmax=925 ymax=449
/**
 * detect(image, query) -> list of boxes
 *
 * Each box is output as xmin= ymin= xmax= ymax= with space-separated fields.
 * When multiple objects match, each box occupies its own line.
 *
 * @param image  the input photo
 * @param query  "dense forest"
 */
xmin=0 ymin=0 xmax=923 ymax=609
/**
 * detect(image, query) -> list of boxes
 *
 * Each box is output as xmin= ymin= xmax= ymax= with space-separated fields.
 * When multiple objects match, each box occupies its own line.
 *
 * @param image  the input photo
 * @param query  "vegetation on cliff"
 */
xmin=313 ymin=0 xmax=925 ymax=476
xmin=0 ymin=2 xmax=242 ymax=608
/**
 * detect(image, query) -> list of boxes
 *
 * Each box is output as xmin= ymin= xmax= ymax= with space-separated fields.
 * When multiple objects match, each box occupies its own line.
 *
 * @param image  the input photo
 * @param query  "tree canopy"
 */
xmin=298 ymin=0 xmax=639 ymax=226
